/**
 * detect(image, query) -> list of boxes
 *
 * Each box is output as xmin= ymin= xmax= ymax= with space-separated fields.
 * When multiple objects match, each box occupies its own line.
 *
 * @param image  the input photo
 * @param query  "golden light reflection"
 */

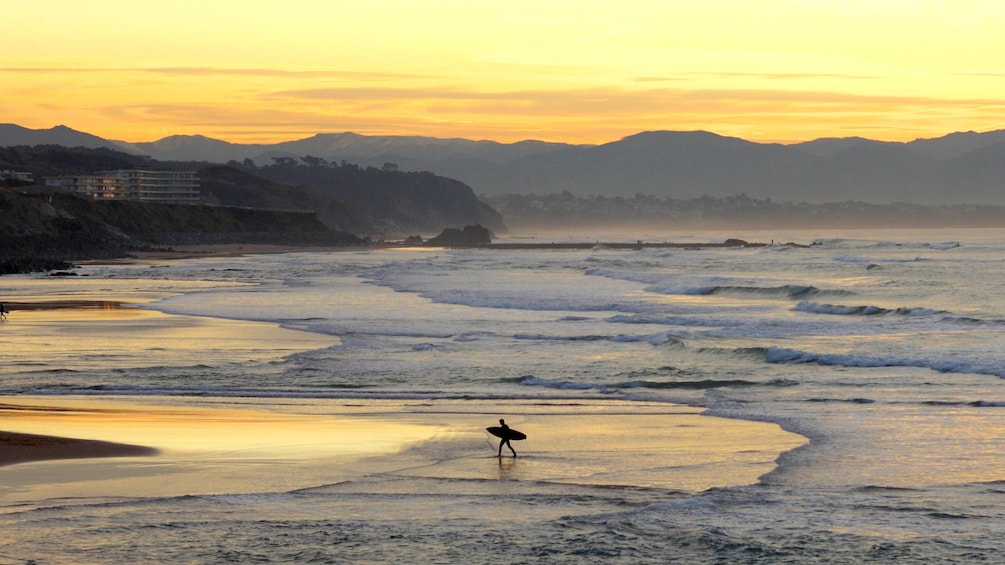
xmin=0 ymin=401 xmax=438 ymax=460
xmin=1 ymin=305 xmax=338 ymax=371
xmin=0 ymin=399 xmax=448 ymax=502
xmin=0 ymin=398 xmax=809 ymax=496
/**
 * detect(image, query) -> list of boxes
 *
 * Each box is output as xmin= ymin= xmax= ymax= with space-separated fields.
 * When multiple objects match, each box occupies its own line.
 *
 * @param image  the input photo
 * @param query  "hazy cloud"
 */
xmin=0 ymin=66 xmax=425 ymax=81
xmin=687 ymin=71 xmax=878 ymax=81
xmin=634 ymin=72 xmax=877 ymax=83
xmin=11 ymin=67 xmax=1005 ymax=144
xmin=264 ymin=84 xmax=1004 ymax=115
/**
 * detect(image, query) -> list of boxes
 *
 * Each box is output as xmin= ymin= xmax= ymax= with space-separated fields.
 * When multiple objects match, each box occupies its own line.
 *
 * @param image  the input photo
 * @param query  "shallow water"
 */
xmin=3 ymin=229 xmax=1005 ymax=562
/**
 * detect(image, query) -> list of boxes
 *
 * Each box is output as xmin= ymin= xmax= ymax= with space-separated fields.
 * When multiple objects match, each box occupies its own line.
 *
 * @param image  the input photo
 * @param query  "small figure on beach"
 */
xmin=0 ymin=303 xmax=7 ymax=320
xmin=497 ymin=419 xmax=517 ymax=457
xmin=482 ymin=414 xmax=530 ymax=458
xmin=486 ymin=419 xmax=526 ymax=457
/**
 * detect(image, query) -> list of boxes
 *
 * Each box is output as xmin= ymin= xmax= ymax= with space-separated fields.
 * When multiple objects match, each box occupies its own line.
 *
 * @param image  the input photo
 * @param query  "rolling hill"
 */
xmin=4 ymin=124 xmax=1005 ymax=204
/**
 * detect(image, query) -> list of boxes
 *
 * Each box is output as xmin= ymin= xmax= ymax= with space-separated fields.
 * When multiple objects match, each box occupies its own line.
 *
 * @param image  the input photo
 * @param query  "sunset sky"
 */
xmin=5 ymin=0 xmax=1005 ymax=145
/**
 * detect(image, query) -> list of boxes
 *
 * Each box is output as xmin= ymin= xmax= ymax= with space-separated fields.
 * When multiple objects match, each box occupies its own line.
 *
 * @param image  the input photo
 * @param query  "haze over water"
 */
xmin=2 ymin=228 xmax=1005 ymax=562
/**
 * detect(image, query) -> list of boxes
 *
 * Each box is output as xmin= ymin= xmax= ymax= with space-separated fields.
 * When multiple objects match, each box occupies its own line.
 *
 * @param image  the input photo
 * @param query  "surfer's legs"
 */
xmin=498 ymin=439 xmax=516 ymax=457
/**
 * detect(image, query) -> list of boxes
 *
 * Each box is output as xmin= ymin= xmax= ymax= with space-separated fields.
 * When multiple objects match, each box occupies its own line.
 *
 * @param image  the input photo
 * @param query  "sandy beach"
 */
xmin=0 ymin=254 xmax=806 ymax=506
xmin=7 ymin=236 xmax=1005 ymax=562
xmin=0 ymin=395 xmax=806 ymax=505
xmin=0 ymin=300 xmax=805 ymax=502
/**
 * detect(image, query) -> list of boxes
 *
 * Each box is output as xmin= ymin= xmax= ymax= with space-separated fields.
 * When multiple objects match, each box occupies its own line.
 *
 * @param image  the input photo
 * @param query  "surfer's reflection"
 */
xmin=497 ymin=456 xmax=517 ymax=478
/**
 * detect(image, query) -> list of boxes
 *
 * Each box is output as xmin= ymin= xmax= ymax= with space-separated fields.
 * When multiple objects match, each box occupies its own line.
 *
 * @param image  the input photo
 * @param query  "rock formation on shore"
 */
xmin=423 ymin=224 xmax=493 ymax=247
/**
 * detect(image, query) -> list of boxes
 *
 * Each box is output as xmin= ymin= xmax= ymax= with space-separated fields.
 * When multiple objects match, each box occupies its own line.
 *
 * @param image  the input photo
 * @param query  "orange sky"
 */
xmin=5 ymin=1 xmax=1005 ymax=144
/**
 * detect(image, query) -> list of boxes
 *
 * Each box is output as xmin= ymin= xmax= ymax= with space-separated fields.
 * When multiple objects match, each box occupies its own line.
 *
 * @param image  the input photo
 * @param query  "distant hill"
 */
xmin=0 ymin=144 xmax=151 ymax=176
xmin=5 ymin=124 xmax=1005 ymax=204
xmin=905 ymin=130 xmax=1005 ymax=160
xmin=196 ymin=165 xmax=368 ymax=233
xmin=0 ymin=145 xmax=505 ymax=236
xmin=0 ymin=124 xmax=135 ymax=153
xmin=247 ymin=160 xmax=504 ymax=235
xmin=487 ymin=192 xmax=1005 ymax=232
xmin=118 ymin=131 xmax=576 ymax=166
xmin=451 ymin=130 xmax=1005 ymax=204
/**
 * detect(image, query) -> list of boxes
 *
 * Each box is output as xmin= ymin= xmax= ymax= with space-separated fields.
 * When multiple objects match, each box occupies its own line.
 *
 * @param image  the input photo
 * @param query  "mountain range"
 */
xmin=3 ymin=124 xmax=1005 ymax=205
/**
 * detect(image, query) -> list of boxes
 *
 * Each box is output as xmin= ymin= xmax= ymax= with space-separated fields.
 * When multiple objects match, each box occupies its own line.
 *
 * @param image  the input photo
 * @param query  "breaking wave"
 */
xmin=765 ymin=347 xmax=1005 ymax=378
xmin=793 ymin=301 xmax=945 ymax=317
xmin=511 ymin=375 xmax=799 ymax=391
xmin=583 ymin=268 xmax=851 ymax=299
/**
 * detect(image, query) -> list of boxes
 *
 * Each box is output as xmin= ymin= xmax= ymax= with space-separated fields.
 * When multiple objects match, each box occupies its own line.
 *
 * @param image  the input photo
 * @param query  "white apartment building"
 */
xmin=44 ymin=170 xmax=201 ymax=204
xmin=1 ymin=170 xmax=34 ymax=183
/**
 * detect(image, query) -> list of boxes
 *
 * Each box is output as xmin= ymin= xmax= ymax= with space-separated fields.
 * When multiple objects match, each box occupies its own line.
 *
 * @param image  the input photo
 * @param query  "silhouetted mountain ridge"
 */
xmin=4 ymin=123 xmax=1005 ymax=204
xmin=0 ymin=124 xmax=130 ymax=153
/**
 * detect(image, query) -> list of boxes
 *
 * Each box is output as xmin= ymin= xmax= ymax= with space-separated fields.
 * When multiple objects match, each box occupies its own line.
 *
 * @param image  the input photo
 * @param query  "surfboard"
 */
xmin=486 ymin=426 xmax=526 ymax=441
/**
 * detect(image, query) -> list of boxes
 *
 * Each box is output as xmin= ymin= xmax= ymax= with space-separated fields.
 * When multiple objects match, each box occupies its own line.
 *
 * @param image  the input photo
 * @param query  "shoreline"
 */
xmin=117 ymin=238 xmax=782 ymax=262
xmin=0 ymin=430 xmax=158 ymax=468
xmin=155 ymin=238 xmax=780 ymax=253
xmin=1 ymin=248 xmax=807 ymax=502
xmin=6 ymin=238 xmax=802 ymax=274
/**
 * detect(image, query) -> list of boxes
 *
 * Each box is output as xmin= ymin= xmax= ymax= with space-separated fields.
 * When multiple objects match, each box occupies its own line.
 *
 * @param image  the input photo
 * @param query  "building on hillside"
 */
xmin=1 ymin=170 xmax=34 ymax=184
xmin=44 ymin=173 xmax=128 ymax=199
xmin=44 ymin=170 xmax=201 ymax=203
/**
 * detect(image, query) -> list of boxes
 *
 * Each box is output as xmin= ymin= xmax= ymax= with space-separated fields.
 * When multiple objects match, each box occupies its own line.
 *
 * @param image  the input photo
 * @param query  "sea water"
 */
xmin=2 ymin=229 xmax=1005 ymax=563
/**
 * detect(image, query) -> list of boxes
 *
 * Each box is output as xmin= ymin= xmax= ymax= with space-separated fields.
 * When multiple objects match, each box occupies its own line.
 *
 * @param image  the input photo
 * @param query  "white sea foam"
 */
xmin=766 ymin=346 xmax=1005 ymax=378
xmin=7 ymin=233 xmax=1005 ymax=562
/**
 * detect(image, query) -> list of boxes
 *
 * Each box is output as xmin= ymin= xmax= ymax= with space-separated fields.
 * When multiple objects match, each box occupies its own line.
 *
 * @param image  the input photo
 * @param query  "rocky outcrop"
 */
xmin=423 ymin=224 xmax=492 ymax=247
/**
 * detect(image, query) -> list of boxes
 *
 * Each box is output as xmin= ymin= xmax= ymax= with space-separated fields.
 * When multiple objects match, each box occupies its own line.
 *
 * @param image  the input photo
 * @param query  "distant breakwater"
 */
xmin=457 ymin=238 xmax=798 ymax=250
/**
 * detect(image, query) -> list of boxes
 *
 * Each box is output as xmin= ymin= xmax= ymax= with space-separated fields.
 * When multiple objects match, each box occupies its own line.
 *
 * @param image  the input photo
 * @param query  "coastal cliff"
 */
xmin=0 ymin=145 xmax=508 ymax=272
xmin=0 ymin=189 xmax=364 ymax=273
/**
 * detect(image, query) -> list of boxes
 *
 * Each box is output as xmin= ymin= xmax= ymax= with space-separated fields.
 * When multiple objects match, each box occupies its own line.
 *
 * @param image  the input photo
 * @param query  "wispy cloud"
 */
xmin=264 ymin=84 xmax=1005 ymax=114
xmin=0 ymin=66 xmax=425 ymax=81
xmin=93 ymin=85 xmax=1005 ymax=143
xmin=685 ymin=71 xmax=878 ymax=81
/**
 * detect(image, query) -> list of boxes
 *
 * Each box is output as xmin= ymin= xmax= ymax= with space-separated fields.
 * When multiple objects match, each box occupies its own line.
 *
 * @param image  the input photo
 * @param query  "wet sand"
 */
xmin=0 ymin=295 xmax=340 ymax=373
xmin=0 ymin=396 xmax=807 ymax=504
xmin=0 ymin=282 xmax=807 ymax=505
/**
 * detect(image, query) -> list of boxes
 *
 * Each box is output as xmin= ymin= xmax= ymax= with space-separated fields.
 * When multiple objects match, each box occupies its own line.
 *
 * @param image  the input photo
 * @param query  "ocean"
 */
xmin=2 ymin=228 xmax=1005 ymax=563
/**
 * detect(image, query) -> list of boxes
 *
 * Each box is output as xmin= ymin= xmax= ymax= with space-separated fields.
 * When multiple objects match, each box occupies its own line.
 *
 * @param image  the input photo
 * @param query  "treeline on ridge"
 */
xmin=487 ymin=192 xmax=1005 ymax=230
xmin=0 ymin=145 xmax=506 ymax=237
xmin=236 ymin=156 xmax=505 ymax=235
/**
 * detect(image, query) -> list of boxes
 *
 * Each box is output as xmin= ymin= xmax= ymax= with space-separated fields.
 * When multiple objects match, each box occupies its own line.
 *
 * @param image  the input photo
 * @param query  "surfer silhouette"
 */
xmin=486 ymin=418 xmax=526 ymax=457
xmin=496 ymin=418 xmax=517 ymax=458
xmin=0 ymin=303 xmax=7 ymax=320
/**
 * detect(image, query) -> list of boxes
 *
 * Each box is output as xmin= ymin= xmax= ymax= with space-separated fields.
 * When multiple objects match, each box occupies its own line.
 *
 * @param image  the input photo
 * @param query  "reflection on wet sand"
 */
xmin=2 ymin=302 xmax=339 ymax=371
xmin=0 ymin=397 xmax=806 ymax=504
